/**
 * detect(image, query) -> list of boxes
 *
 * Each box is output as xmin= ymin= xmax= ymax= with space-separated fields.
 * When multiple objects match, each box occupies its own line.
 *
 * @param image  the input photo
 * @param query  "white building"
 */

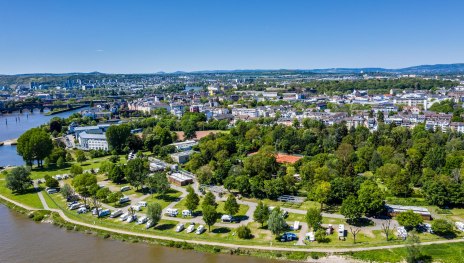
xmin=78 ymin=132 xmax=109 ymax=151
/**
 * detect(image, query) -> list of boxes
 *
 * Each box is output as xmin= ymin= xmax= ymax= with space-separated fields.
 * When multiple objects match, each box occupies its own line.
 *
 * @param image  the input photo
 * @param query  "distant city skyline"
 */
xmin=1 ymin=0 xmax=463 ymax=74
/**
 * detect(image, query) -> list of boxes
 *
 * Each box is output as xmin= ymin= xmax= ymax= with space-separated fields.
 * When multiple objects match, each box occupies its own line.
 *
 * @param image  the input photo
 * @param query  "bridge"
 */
xmin=0 ymin=103 xmax=88 ymax=114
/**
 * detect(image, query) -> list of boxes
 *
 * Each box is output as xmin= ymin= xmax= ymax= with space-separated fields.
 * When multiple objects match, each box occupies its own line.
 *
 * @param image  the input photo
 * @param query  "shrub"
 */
xmin=431 ymin=219 xmax=453 ymax=236
xmin=236 ymin=225 xmax=253 ymax=239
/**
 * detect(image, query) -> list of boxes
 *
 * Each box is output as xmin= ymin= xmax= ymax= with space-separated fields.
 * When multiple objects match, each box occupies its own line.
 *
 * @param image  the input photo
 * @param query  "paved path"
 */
xmin=34 ymin=181 xmax=49 ymax=210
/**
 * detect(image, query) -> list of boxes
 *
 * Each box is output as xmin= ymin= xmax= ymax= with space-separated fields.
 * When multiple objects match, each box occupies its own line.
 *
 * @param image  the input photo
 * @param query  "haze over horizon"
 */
xmin=1 ymin=0 xmax=463 ymax=74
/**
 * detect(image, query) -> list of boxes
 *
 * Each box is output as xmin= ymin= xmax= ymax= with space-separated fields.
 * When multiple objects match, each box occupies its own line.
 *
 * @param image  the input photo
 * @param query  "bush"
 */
xmin=315 ymin=228 xmax=329 ymax=243
xmin=397 ymin=210 xmax=423 ymax=231
xmin=236 ymin=225 xmax=253 ymax=239
xmin=431 ymin=219 xmax=453 ymax=236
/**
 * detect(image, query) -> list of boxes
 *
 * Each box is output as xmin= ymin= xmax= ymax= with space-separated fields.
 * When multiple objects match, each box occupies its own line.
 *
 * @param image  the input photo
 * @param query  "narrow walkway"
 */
xmin=34 ymin=182 xmax=49 ymax=210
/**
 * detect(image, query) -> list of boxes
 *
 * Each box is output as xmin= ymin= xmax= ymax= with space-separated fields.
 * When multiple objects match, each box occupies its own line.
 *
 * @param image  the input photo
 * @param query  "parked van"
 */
xmin=46 ymin=188 xmax=58 ymax=194
xmin=165 ymin=208 xmax=178 ymax=217
xmin=146 ymin=220 xmax=155 ymax=229
xmin=137 ymin=216 xmax=148 ymax=225
xmin=137 ymin=201 xmax=147 ymax=207
xmin=110 ymin=209 xmax=123 ymax=218
xmin=175 ymin=223 xmax=185 ymax=232
xmin=119 ymin=196 xmax=130 ymax=204
xmin=131 ymin=205 xmax=141 ymax=211
xmin=221 ymin=214 xmax=234 ymax=222
xmin=126 ymin=214 xmax=137 ymax=223
xmin=195 ymin=225 xmax=205 ymax=235
xmin=305 ymin=232 xmax=315 ymax=242
xmin=120 ymin=186 xmax=131 ymax=192
xmin=98 ymin=209 xmax=111 ymax=217
xmin=186 ymin=223 xmax=195 ymax=233
xmin=120 ymin=212 xmax=130 ymax=221
xmin=338 ymin=224 xmax=346 ymax=239
xmin=69 ymin=203 xmax=81 ymax=210
xmin=292 ymin=221 xmax=300 ymax=231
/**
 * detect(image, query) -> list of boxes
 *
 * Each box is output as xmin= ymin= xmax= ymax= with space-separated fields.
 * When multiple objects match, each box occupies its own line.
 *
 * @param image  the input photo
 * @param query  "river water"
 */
xmin=0 ymin=108 xmax=86 ymax=167
xmin=0 ymin=205 xmax=275 ymax=263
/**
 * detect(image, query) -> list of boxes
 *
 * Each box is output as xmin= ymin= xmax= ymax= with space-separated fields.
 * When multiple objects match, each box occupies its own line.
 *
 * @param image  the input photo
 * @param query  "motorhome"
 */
xmin=165 ymin=208 xmax=178 ymax=217
xmin=292 ymin=221 xmax=300 ymax=230
xmin=131 ymin=205 xmax=141 ymax=211
xmin=195 ymin=225 xmax=205 ymax=234
xmin=46 ymin=188 xmax=58 ymax=194
xmin=69 ymin=203 xmax=81 ymax=210
xmin=146 ymin=220 xmax=155 ymax=229
xmin=175 ymin=223 xmax=185 ymax=232
xmin=98 ymin=209 xmax=110 ymax=217
xmin=110 ymin=209 xmax=123 ymax=218
xmin=338 ymin=224 xmax=345 ymax=239
xmin=137 ymin=201 xmax=147 ymax=207
xmin=182 ymin=210 xmax=192 ymax=217
xmin=186 ymin=223 xmax=195 ymax=233
xmin=137 ymin=216 xmax=148 ymax=225
xmin=455 ymin=222 xmax=464 ymax=232
xmin=120 ymin=186 xmax=131 ymax=192
xmin=305 ymin=232 xmax=315 ymax=242
xmin=119 ymin=212 xmax=130 ymax=221
xmin=126 ymin=214 xmax=137 ymax=223
xmin=119 ymin=196 xmax=130 ymax=204
xmin=77 ymin=207 xmax=87 ymax=214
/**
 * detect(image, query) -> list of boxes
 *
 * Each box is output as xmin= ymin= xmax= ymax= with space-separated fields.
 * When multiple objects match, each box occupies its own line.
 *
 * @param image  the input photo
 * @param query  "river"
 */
xmin=0 ymin=205 xmax=275 ymax=263
xmin=0 ymin=108 xmax=87 ymax=167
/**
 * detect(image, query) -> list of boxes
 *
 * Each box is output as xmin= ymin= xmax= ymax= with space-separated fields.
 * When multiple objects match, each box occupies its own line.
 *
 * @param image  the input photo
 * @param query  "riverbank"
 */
xmin=1 ymin=192 xmax=464 ymax=263
xmin=0 ymin=138 xmax=17 ymax=146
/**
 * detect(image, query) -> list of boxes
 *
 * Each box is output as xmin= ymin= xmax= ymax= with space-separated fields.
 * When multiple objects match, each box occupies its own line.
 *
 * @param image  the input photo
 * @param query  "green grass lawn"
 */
xmin=174 ymin=197 xmax=249 ymax=221
xmin=286 ymin=212 xmax=345 ymax=225
xmin=0 ymin=181 xmax=43 ymax=209
xmin=346 ymin=242 xmax=464 ymax=263
xmin=143 ymin=189 xmax=182 ymax=209
xmin=41 ymin=191 xmax=60 ymax=209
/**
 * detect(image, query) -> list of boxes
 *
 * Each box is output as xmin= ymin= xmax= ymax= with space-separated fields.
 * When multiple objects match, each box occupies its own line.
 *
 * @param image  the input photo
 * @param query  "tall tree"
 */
xmin=311 ymin=181 xmax=331 ymax=210
xmin=5 ymin=166 xmax=32 ymax=193
xmin=340 ymin=195 xmax=363 ymax=223
xmin=146 ymin=172 xmax=170 ymax=195
xmin=17 ymin=128 xmax=53 ymax=166
xmin=72 ymin=173 xmax=98 ymax=206
xmin=106 ymin=124 xmax=131 ymax=153
xmin=253 ymin=201 xmax=270 ymax=227
xmin=125 ymin=158 xmax=148 ymax=190
xmin=146 ymin=203 xmax=162 ymax=227
xmin=267 ymin=207 xmax=287 ymax=236
xmin=357 ymin=180 xmax=385 ymax=216
xmin=202 ymin=191 xmax=217 ymax=210
xmin=184 ymin=186 xmax=200 ymax=213
xmin=224 ymin=194 xmax=239 ymax=216
xmin=305 ymin=208 xmax=323 ymax=231
xmin=202 ymin=205 xmax=217 ymax=232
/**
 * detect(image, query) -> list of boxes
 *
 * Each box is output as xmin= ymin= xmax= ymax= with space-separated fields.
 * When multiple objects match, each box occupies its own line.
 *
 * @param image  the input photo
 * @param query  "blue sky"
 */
xmin=1 ymin=0 xmax=463 ymax=74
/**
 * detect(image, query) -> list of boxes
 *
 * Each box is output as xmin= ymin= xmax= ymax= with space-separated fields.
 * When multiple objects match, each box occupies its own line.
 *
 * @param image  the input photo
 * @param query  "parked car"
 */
xmin=221 ymin=214 xmax=239 ymax=222
xmin=280 ymin=232 xmax=297 ymax=242
xmin=110 ymin=209 xmax=123 ymax=218
xmin=186 ymin=223 xmax=195 ymax=233
xmin=195 ymin=225 xmax=205 ymax=235
xmin=175 ymin=223 xmax=185 ymax=232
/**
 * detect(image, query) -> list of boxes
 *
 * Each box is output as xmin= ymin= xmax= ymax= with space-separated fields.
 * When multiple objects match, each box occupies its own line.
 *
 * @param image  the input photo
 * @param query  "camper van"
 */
xmin=165 ymin=208 xmax=178 ymax=217
xmin=137 ymin=216 xmax=148 ymax=225
xmin=456 ymin=222 xmax=464 ymax=232
xmin=98 ymin=209 xmax=111 ymax=217
xmin=120 ymin=212 xmax=130 ymax=221
xmin=77 ymin=207 xmax=87 ymax=214
xmin=119 ymin=196 xmax=130 ymax=204
xmin=110 ymin=209 xmax=123 ymax=218
xmin=120 ymin=186 xmax=131 ymax=192
xmin=338 ymin=224 xmax=346 ymax=239
xmin=126 ymin=214 xmax=137 ymax=223
xmin=69 ymin=203 xmax=81 ymax=210
xmin=131 ymin=205 xmax=141 ymax=211
xmin=46 ymin=188 xmax=58 ymax=194
xmin=146 ymin=220 xmax=155 ymax=229
xmin=292 ymin=221 xmax=300 ymax=231
xmin=175 ymin=223 xmax=185 ymax=232
xmin=195 ymin=225 xmax=205 ymax=235
xmin=137 ymin=201 xmax=147 ymax=207
xmin=186 ymin=223 xmax=195 ymax=233
xmin=182 ymin=210 xmax=192 ymax=217
xmin=305 ymin=232 xmax=315 ymax=242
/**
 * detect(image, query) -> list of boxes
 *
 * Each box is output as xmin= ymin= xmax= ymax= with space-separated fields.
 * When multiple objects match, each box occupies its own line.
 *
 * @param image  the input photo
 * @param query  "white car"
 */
xmin=77 ymin=207 xmax=87 ymax=214
xmin=175 ymin=223 xmax=185 ymax=232
xmin=136 ymin=216 xmax=148 ymax=225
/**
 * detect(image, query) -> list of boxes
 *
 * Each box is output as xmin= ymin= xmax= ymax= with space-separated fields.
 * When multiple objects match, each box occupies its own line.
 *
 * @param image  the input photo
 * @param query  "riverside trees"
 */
xmin=17 ymin=128 xmax=53 ymax=167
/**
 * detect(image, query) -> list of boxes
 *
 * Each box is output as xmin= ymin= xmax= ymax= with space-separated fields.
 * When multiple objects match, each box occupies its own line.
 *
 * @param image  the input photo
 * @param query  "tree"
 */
xmin=106 ymin=191 xmax=123 ymax=204
xmin=61 ymin=183 xmax=74 ymax=200
xmin=397 ymin=210 xmax=424 ymax=231
xmin=108 ymin=165 xmax=125 ymax=184
xmin=125 ymin=158 xmax=148 ymax=190
xmin=184 ymin=186 xmax=199 ymax=214
xmin=357 ymin=180 xmax=385 ymax=216
xmin=315 ymin=228 xmax=328 ymax=243
xmin=202 ymin=191 xmax=217 ymax=210
xmin=236 ymin=225 xmax=252 ymax=239
xmin=109 ymin=155 xmax=120 ymax=163
xmin=44 ymin=175 xmax=59 ymax=188
xmin=5 ymin=166 xmax=32 ymax=193
xmin=349 ymin=226 xmax=361 ymax=244
xmin=17 ymin=128 xmax=53 ymax=166
xmin=253 ymin=201 xmax=270 ymax=227
xmin=305 ymin=208 xmax=322 ymax=231
xmin=96 ymin=187 xmax=111 ymax=203
xmin=431 ymin=219 xmax=453 ymax=236
xmin=56 ymin=156 xmax=65 ymax=168
xmin=340 ymin=195 xmax=363 ymax=223
xmin=146 ymin=172 xmax=170 ymax=195
xmin=75 ymin=150 xmax=87 ymax=163
xmin=70 ymin=164 xmax=83 ymax=177
xmin=106 ymin=124 xmax=131 ymax=153
xmin=311 ymin=181 xmax=331 ymax=210
xmin=72 ymin=173 xmax=98 ymax=206
xmin=146 ymin=203 xmax=162 ymax=226
xmin=224 ymin=194 xmax=239 ymax=216
xmin=381 ymin=219 xmax=393 ymax=241
xmin=43 ymin=157 xmax=50 ymax=169
xmin=202 ymin=205 xmax=217 ymax=232
xmin=267 ymin=207 xmax=287 ymax=236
